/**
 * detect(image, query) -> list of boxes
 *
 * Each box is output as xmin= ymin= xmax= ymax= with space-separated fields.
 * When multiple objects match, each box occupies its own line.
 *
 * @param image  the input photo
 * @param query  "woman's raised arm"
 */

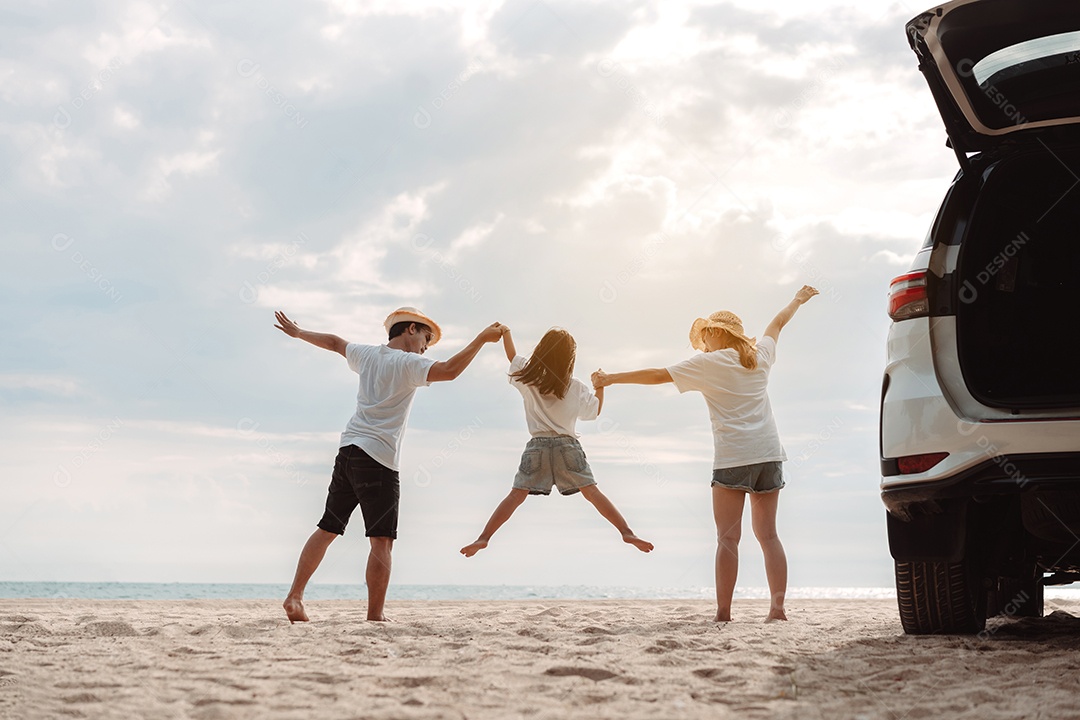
xmin=592 ymin=367 xmax=673 ymax=388
xmin=763 ymin=285 xmax=818 ymax=343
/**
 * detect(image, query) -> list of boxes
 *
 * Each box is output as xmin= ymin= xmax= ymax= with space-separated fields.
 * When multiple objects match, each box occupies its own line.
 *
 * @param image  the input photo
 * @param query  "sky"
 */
xmin=1 ymin=0 xmax=959 ymax=590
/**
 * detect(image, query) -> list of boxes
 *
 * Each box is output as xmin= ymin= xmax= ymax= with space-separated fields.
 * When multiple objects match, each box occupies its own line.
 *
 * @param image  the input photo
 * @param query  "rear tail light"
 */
xmin=896 ymin=452 xmax=948 ymax=474
xmin=888 ymin=271 xmax=929 ymax=321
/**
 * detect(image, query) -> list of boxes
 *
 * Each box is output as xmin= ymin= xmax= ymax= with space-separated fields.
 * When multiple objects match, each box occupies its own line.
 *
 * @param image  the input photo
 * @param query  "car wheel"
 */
xmin=896 ymin=559 xmax=987 ymax=634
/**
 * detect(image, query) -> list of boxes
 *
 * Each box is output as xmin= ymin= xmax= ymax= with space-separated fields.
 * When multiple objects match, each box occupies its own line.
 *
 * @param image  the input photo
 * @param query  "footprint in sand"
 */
xmin=61 ymin=693 xmax=102 ymax=704
xmin=527 ymin=607 xmax=563 ymax=619
xmin=169 ymin=646 xmax=212 ymax=656
xmin=0 ymin=615 xmax=39 ymax=623
xmin=387 ymin=676 xmax=437 ymax=688
xmin=84 ymin=621 xmax=138 ymax=637
xmin=517 ymin=628 xmax=551 ymax=641
xmin=578 ymin=637 xmax=611 ymax=646
xmin=545 ymin=666 xmax=619 ymax=682
xmin=692 ymin=668 xmax=733 ymax=682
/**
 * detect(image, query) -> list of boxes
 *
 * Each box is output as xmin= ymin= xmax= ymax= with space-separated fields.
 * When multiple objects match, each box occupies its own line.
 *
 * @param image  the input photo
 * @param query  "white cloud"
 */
xmin=0 ymin=374 xmax=85 ymax=397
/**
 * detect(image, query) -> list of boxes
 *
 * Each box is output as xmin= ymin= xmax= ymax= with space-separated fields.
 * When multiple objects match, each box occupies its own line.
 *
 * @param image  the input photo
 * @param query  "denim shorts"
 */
xmin=513 ymin=436 xmax=597 ymax=496
xmin=711 ymin=461 xmax=784 ymax=493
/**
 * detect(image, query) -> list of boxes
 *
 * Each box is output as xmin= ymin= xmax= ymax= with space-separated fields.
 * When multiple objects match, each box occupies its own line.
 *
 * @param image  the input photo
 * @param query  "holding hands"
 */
xmin=479 ymin=322 xmax=507 ymax=343
xmin=591 ymin=369 xmax=611 ymax=390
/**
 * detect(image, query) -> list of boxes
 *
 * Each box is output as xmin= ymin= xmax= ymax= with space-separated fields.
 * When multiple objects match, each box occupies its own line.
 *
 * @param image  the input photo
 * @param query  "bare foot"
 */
xmin=460 ymin=539 xmax=489 ymax=557
xmin=622 ymin=532 xmax=654 ymax=553
xmin=367 ymin=615 xmax=393 ymax=622
xmin=283 ymin=597 xmax=309 ymax=623
xmin=714 ymin=611 xmax=732 ymax=622
xmin=765 ymin=608 xmax=788 ymax=622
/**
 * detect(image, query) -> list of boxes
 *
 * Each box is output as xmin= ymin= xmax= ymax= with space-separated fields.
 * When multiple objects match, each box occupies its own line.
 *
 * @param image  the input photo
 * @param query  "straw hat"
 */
xmin=383 ymin=306 xmax=442 ymax=346
xmin=689 ymin=310 xmax=755 ymax=351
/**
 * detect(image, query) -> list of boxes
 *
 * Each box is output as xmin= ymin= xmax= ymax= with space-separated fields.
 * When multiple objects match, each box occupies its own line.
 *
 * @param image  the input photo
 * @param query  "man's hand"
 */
xmin=479 ymin=322 xmax=504 ymax=343
xmin=274 ymin=311 xmax=347 ymax=356
xmin=275 ymin=311 xmax=301 ymax=338
xmin=592 ymin=369 xmax=611 ymax=389
xmin=794 ymin=285 xmax=819 ymax=304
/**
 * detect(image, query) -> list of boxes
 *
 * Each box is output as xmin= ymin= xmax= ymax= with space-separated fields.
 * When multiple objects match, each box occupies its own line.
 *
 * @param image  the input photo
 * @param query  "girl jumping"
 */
xmin=460 ymin=325 xmax=653 ymax=557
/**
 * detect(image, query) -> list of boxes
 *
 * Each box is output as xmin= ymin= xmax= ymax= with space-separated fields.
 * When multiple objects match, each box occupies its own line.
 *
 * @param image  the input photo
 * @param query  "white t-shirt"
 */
xmin=666 ymin=336 xmax=787 ymax=470
xmin=339 ymin=343 xmax=437 ymax=471
xmin=508 ymin=355 xmax=600 ymax=437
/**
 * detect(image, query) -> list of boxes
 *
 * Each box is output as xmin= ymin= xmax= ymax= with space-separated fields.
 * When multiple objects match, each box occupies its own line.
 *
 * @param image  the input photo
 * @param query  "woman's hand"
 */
xmin=794 ymin=285 xmax=819 ymax=304
xmin=591 ymin=369 xmax=611 ymax=389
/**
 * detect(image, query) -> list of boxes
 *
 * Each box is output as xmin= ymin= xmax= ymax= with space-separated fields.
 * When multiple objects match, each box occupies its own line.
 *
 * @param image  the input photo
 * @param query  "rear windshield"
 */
xmin=967 ymin=31 xmax=1080 ymax=129
xmin=974 ymin=31 xmax=1080 ymax=86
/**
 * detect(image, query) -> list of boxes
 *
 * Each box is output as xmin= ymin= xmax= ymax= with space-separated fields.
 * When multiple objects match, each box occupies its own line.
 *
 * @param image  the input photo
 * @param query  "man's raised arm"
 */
xmin=274 ymin=311 xmax=348 ymax=357
xmin=427 ymin=322 xmax=504 ymax=382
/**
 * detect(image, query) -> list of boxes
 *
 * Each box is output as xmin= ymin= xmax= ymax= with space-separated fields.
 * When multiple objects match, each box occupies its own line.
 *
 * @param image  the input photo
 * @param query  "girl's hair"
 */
xmin=705 ymin=328 xmax=758 ymax=370
xmin=511 ymin=328 xmax=576 ymax=399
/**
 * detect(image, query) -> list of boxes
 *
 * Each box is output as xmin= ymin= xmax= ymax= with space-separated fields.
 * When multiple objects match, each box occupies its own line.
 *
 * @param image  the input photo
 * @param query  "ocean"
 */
xmin=1 ymin=582 xmax=898 ymax=601
xmin=3 ymin=583 xmax=1078 ymax=601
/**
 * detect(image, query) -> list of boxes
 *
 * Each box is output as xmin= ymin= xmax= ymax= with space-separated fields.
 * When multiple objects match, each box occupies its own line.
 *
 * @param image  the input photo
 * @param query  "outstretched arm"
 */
xmin=274 ymin=311 xmax=347 ymax=357
xmin=592 ymin=367 xmax=673 ymax=388
xmin=501 ymin=327 xmax=517 ymax=363
xmin=763 ymin=285 xmax=818 ymax=343
xmin=427 ymin=322 xmax=504 ymax=382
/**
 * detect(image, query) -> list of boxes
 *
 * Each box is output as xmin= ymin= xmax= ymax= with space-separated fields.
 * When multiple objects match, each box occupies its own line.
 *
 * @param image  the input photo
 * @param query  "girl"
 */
xmin=593 ymin=286 xmax=818 ymax=622
xmin=460 ymin=326 xmax=653 ymax=557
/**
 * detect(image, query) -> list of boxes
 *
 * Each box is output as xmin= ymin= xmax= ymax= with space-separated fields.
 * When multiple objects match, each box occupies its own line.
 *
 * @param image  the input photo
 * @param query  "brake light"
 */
xmin=888 ymin=271 xmax=930 ymax=321
xmin=897 ymin=452 xmax=948 ymax=474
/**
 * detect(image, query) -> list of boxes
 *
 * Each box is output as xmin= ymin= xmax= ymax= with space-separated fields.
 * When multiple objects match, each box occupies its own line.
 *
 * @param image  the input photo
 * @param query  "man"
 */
xmin=274 ymin=307 xmax=503 ymax=622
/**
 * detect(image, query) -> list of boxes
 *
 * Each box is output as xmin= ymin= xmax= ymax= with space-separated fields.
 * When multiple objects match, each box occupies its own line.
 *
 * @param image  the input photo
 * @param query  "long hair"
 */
xmin=511 ymin=328 xmax=576 ymax=399
xmin=705 ymin=327 xmax=758 ymax=370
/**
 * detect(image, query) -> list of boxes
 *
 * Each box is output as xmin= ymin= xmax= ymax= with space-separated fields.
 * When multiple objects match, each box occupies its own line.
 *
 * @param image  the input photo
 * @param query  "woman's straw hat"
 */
xmin=384 ymin=306 xmax=442 ymax=346
xmin=689 ymin=310 xmax=754 ymax=351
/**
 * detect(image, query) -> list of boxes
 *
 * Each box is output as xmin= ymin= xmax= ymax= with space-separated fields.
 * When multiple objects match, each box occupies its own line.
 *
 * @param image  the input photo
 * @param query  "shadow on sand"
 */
xmin=781 ymin=610 xmax=1080 ymax=720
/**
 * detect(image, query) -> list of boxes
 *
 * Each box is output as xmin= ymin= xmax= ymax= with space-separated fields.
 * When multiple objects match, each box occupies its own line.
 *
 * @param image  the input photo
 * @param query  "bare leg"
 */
xmin=461 ymin=488 xmax=529 ymax=556
xmin=366 ymin=536 xmax=394 ymax=621
xmin=750 ymin=490 xmax=787 ymax=622
xmin=579 ymin=485 xmax=653 ymax=553
xmin=283 ymin=528 xmax=338 ymax=622
xmin=712 ymin=487 xmax=746 ymax=622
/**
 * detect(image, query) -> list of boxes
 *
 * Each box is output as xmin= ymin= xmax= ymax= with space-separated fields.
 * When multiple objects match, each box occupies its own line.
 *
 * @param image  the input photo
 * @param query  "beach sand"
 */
xmin=3 ymin=598 xmax=1080 ymax=719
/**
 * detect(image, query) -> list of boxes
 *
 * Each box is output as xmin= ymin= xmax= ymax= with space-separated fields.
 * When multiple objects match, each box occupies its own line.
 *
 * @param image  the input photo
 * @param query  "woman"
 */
xmin=593 ymin=286 xmax=818 ymax=621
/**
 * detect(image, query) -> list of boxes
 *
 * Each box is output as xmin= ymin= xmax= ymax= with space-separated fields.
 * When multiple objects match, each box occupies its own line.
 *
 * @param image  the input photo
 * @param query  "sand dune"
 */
xmin=2 ymin=598 xmax=1079 ymax=719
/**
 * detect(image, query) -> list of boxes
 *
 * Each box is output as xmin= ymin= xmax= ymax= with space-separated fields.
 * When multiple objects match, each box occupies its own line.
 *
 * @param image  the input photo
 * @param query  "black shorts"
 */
xmin=317 ymin=445 xmax=400 ymax=538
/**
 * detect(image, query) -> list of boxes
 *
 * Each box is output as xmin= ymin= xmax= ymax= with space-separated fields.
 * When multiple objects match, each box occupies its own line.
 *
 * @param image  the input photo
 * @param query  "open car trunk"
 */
xmin=956 ymin=149 xmax=1080 ymax=410
xmin=907 ymin=0 xmax=1080 ymax=155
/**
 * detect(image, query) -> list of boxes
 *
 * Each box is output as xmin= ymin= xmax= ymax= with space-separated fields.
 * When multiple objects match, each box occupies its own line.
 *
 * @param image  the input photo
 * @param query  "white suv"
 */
xmin=882 ymin=0 xmax=1080 ymax=634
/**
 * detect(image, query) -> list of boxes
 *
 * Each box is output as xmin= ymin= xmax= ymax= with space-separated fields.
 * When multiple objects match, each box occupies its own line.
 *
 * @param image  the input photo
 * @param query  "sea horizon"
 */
xmin=5 ymin=582 xmax=1079 ymax=602
xmin=0 ymin=581 xmax=901 ymax=601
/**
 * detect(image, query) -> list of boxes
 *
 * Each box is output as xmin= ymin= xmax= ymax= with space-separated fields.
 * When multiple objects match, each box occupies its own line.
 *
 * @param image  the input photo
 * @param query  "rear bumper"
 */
xmin=882 ymin=452 xmax=1080 ymax=518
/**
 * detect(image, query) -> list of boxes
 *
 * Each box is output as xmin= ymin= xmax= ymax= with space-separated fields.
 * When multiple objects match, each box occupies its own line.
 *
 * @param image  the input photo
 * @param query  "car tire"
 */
xmin=896 ymin=559 xmax=988 ymax=634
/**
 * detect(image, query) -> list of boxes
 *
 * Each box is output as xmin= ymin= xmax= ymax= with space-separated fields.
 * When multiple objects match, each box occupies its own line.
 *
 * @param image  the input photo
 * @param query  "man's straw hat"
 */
xmin=689 ymin=310 xmax=754 ymax=351
xmin=383 ymin=306 xmax=442 ymax=346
